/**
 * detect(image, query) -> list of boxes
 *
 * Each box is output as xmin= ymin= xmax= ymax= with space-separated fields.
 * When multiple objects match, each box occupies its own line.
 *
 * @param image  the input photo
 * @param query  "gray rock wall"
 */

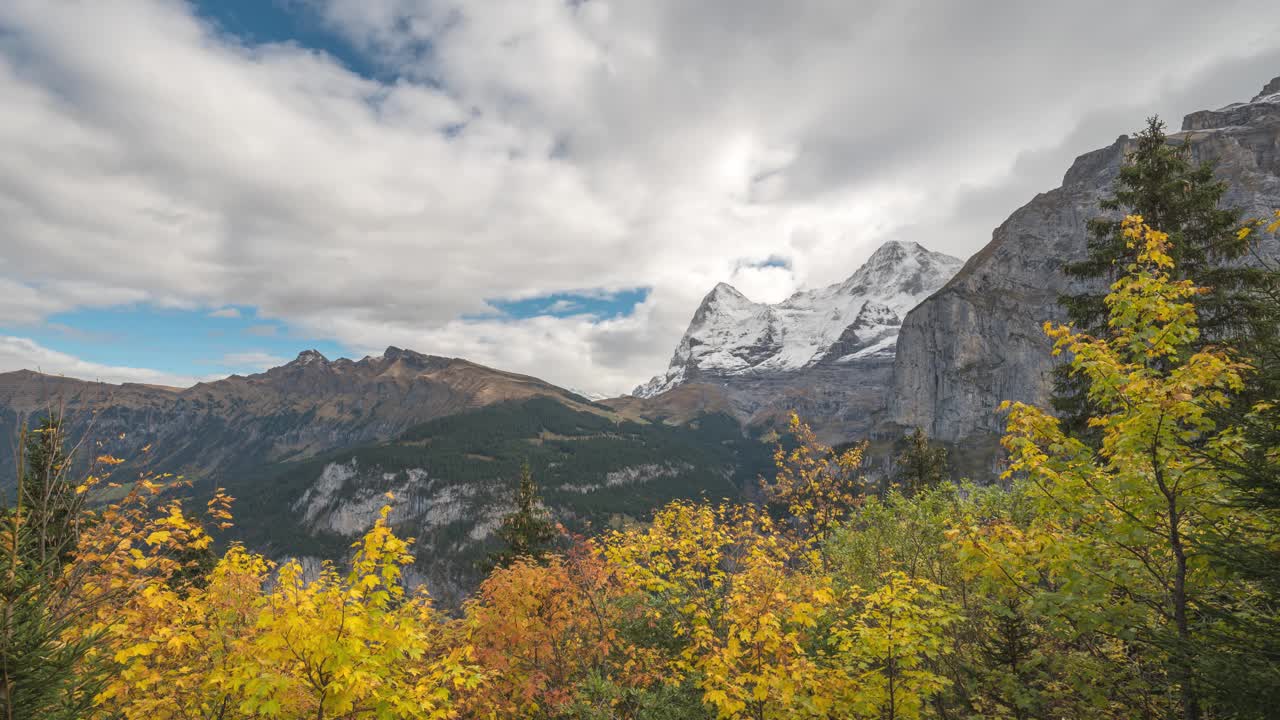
xmin=891 ymin=78 xmax=1280 ymax=443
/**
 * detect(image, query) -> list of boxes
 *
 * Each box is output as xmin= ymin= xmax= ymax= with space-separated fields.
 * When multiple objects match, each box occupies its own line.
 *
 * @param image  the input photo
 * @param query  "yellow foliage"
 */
xmin=762 ymin=413 xmax=867 ymax=545
xmin=87 ymin=504 xmax=479 ymax=719
xmin=604 ymin=500 xmax=953 ymax=719
xmin=987 ymin=215 xmax=1254 ymax=718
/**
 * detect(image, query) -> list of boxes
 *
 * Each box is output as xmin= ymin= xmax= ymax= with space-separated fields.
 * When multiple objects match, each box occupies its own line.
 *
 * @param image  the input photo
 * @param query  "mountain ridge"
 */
xmin=0 ymin=345 xmax=605 ymax=485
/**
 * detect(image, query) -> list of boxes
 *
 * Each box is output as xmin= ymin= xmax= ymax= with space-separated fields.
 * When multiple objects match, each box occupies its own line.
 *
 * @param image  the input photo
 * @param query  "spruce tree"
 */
xmin=1198 ymin=216 xmax=1280 ymax=717
xmin=16 ymin=416 xmax=77 ymax=566
xmin=891 ymin=427 xmax=949 ymax=497
xmin=1054 ymin=116 xmax=1246 ymax=435
xmin=2 ymin=416 xmax=105 ymax=720
xmin=488 ymin=461 xmax=557 ymax=569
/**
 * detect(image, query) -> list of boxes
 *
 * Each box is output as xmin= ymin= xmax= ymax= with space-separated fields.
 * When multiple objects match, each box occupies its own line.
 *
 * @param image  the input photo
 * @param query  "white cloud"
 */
xmin=208 ymin=307 xmax=241 ymax=319
xmin=243 ymin=324 xmax=279 ymax=337
xmin=726 ymin=265 xmax=798 ymax=305
xmin=1 ymin=0 xmax=1278 ymax=395
xmin=0 ymin=336 xmax=208 ymax=387
xmin=214 ymin=351 xmax=289 ymax=371
xmin=543 ymin=299 xmax=581 ymax=315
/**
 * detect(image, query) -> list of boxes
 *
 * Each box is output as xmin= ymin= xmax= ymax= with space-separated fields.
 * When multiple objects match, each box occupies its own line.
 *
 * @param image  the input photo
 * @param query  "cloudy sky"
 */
xmin=2 ymin=0 xmax=1278 ymax=395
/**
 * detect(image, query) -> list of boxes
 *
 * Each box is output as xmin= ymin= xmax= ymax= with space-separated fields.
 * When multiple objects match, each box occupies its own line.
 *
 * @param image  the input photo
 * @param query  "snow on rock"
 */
xmin=836 ymin=335 xmax=899 ymax=363
xmin=635 ymin=241 xmax=963 ymax=397
xmin=568 ymin=387 xmax=609 ymax=401
xmin=294 ymin=349 xmax=328 ymax=365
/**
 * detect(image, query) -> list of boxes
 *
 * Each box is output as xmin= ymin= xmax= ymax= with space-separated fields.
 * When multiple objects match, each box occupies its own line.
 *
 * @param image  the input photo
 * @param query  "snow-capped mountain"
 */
xmin=635 ymin=241 xmax=964 ymax=398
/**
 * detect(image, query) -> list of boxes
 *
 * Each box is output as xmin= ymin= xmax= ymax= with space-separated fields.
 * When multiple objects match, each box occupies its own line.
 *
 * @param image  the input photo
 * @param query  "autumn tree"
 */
xmin=761 ymin=414 xmax=866 ymax=546
xmin=604 ymin=499 xmax=955 ymax=720
xmin=951 ymin=516 xmax=1139 ymax=718
xmin=71 ymin=481 xmax=237 ymax=719
xmin=464 ymin=542 xmax=664 ymax=718
xmin=826 ymin=482 xmax=1090 ymax=719
xmin=604 ymin=501 xmax=816 ymax=718
xmin=1002 ymin=216 xmax=1250 ymax=719
xmin=96 ymin=502 xmax=479 ymax=720
xmin=692 ymin=531 xmax=833 ymax=719
xmin=823 ymin=572 xmax=955 ymax=720
xmin=93 ymin=543 xmax=269 ymax=718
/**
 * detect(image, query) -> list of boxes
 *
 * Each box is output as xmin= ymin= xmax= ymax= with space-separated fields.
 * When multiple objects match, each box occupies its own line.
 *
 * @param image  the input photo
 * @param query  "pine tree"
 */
xmin=1198 ymin=212 xmax=1280 ymax=716
xmin=2 ymin=415 xmax=105 ymax=720
xmin=1054 ymin=116 xmax=1246 ymax=436
xmin=488 ymin=462 xmax=557 ymax=569
xmin=16 ymin=416 xmax=77 ymax=566
xmin=891 ymin=427 xmax=949 ymax=498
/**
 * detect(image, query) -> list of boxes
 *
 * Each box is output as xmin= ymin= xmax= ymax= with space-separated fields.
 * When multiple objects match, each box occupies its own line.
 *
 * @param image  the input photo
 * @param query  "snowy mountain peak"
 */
xmin=634 ymin=241 xmax=964 ymax=398
xmin=865 ymin=240 xmax=933 ymax=266
xmin=692 ymin=281 xmax=761 ymax=323
xmin=836 ymin=241 xmax=961 ymax=300
xmin=711 ymin=281 xmax=746 ymax=297
xmin=700 ymin=282 xmax=754 ymax=309
xmin=868 ymin=239 xmax=915 ymax=258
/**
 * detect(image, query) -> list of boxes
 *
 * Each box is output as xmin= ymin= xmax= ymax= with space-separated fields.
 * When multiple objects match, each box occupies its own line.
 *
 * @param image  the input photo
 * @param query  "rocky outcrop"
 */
xmin=292 ymin=458 xmax=506 ymax=543
xmin=891 ymin=76 xmax=1280 ymax=443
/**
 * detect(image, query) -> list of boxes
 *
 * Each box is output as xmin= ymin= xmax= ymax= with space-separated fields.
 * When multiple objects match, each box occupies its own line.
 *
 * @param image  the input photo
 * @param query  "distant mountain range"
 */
xmin=0 ymin=348 xmax=770 ymax=602
xmin=1 ymin=346 xmax=597 ymax=483
xmin=636 ymin=241 xmax=963 ymax=396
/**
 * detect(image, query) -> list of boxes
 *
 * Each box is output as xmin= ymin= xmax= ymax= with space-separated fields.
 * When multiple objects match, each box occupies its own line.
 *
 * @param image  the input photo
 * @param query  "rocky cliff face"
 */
xmin=632 ymin=241 xmax=963 ymax=440
xmin=891 ymin=77 xmax=1280 ymax=443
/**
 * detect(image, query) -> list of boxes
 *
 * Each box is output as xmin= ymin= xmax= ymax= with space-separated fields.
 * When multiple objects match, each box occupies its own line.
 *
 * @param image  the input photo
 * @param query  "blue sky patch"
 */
xmin=190 ymin=0 xmax=386 ymax=82
xmin=481 ymin=288 xmax=649 ymax=320
xmin=3 ymin=305 xmax=347 ymax=379
xmin=737 ymin=255 xmax=792 ymax=270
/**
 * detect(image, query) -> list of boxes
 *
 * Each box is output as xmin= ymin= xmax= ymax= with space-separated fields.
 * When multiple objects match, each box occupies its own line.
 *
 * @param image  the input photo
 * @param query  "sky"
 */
xmin=1 ymin=1 xmax=1279 ymax=394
